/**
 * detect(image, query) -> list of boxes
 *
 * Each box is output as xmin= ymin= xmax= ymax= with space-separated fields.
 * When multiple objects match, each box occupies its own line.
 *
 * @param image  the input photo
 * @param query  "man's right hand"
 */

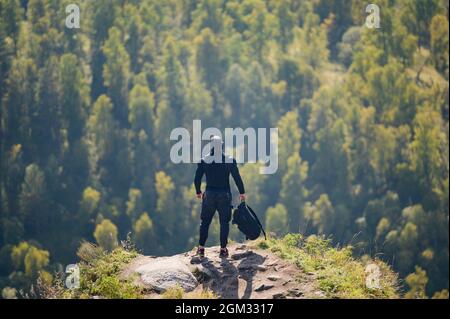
xmin=196 ymin=192 xmax=202 ymax=200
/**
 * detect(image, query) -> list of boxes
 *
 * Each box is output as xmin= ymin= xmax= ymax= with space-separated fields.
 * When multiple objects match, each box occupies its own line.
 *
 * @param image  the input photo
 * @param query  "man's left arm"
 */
xmin=194 ymin=162 xmax=204 ymax=199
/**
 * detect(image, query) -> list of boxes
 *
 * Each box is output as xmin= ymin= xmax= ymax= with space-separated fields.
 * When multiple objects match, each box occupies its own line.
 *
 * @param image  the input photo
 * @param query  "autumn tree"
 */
xmin=93 ymin=219 xmax=118 ymax=251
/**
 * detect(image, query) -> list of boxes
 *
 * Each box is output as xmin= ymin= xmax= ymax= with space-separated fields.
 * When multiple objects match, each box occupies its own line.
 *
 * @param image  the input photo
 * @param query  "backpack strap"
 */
xmin=244 ymin=203 xmax=267 ymax=240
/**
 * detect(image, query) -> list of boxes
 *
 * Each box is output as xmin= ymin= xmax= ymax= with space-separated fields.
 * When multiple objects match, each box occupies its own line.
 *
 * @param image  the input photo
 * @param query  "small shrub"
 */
xmin=162 ymin=285 xmax=217 ymax=299
xmin=257 ymin=240 xmax=269 ymax=249
xmin=282 ymin=233 xmax=303 ymax=247
xmin=54 ymin=247 xmax=140 ymax=299
xmin=91 ymin=275 xmax=139 ymax=299
xmin=250 ymin=234 xmax=399 ymax=299
xmin=162 ymin=286 xmax=184 ymax=299
xmin=185 ymin=290 xmax=217 ymax=299
xmin=77 ymin=241 xmax=104 ymax=263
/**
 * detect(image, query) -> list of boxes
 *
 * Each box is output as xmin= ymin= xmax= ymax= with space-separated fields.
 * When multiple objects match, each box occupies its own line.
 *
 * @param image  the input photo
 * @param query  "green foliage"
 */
xmin=405 ymin=266 xmax=429 ymax=299
xmin=126 ymin=188 xmax=143 ymax=220
xmin=103 ymin=27 xmax=130 ymax=124
xmin=19 ymin=164 xmax=47 ymax=224
xmin=162 ymin=285 xmax=185 ymax=299
xmin=429 ymin=15 xmax=449 ymax=74
xmin=277 ymin=110 xmax=301 ymax=175
xmin=280 ymin=153 xmax=308 ymax=232
xmin=91 ymin=275 xmax=138 ymax=299
xmin=11 ymin=241 xmax=31 ymax=270
xmin=76 ymin=241 xmax=104 ymax=263
xmin=80 ymin=187 xmax=101 ymax=216
xmin=432 ymin=289 xmax=449 ymax=299
xmin=93 ymin=219 xmax=119 ymax=251
xmin=162 ymin=285 xmax=217 ymax=299
xmin=128 ymin=82 xmax=155 ymax=134
xmin=24 ymin=246 xmax=50 ymax=278
xmin=64 ymin=247 xmax=140 ymax=299
xmin=11 ymin=241 xmax=50 ymax=279
xmin=2 ymin=286 xmax=17 ymax=299
xmin=265 ymin=204 xmax=288 ymax=236
xmin=194 ymin=28 xmax=221 ymax=90
xmin=254 ymin=235 xmax=399 ymax=299
xmin=0 ymin=0 xmax=448 ymax=297
xmin=304 ymin=194 xmax=335 ymax=235
xmin=59 ymin=53 xmax=88 ymax=143
xmin=133 ymin=213 xmax=156 ymax=254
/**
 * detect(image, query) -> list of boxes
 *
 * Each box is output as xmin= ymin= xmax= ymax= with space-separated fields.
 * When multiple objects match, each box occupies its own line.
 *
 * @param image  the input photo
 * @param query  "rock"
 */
xmin=236 ymin=244 xmax=247 ymax=251
xmin=190 ymin=265 xmax=213 ymax=283
xmin=267 ymin=275 xmax=281 ymax=281
xmin=315 ymin=291 xmax=326 ymax=298
xmin=231 ymin=250 xmax=253 ymax=260
xmin=282 ymin=279 xmax=291 ymax=286
xmin=135 ymin=256 xmax=198 ymax=293
xmin=273 ymin=293 xmax=286 ymax=299
xmin=252 ymin=265 xmax=267 ymax=271
xmin=255 ymin=284 xmax=274 ymax=292
xmin=237 ymin=278 xmax=248 ymax=299
xmin=287 ymin=289 xmax=303 ymax=297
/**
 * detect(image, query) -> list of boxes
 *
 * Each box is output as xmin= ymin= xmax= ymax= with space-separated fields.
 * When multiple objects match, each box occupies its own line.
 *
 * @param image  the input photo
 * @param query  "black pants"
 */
xmin=199 ymin=191 xmax=232 ymax=248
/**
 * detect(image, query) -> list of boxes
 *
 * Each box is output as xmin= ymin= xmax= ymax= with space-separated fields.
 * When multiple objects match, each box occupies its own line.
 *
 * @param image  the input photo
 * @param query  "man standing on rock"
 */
xmin=194 ymin=135 xmax=246 ymax=258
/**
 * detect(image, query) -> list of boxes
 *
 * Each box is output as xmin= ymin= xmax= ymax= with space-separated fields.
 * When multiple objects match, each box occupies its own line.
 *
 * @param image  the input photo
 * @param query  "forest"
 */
xmin=0 ymin=0 xmax=448 ymax=298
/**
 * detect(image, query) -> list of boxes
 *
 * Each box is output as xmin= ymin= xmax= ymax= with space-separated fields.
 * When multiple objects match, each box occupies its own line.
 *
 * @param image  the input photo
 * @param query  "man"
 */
xmin=194 ymin=135 xmax=246 ymax=258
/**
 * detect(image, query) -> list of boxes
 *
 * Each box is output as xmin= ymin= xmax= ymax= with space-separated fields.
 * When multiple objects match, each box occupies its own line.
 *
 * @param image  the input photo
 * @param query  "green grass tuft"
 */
xmin=162 ymin=285 xmax=217 ymax=299
xmin=62 ymin=247 xmax=141 ymax=299
xmin=254 ymin=234 xmax=399 ymax=299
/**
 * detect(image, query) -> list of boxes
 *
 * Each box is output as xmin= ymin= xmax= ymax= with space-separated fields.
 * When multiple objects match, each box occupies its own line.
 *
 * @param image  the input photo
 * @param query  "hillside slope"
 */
xmin=54 ymin=235 xmax=399 ymax=299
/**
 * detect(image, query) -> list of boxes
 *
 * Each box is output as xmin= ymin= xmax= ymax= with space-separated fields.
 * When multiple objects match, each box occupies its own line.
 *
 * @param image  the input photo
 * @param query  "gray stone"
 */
xmin=135 ymin=256 xmax=198 ymax=293
xmin=267 ymin=275 xmax=281 ymax=281
xmin=255 ymin=284 xmax=274 ymax=292
xmin=287 ymin=289 xmax=303 ymax=297
xmin=252 ymin=265 xmax=267 ymax=271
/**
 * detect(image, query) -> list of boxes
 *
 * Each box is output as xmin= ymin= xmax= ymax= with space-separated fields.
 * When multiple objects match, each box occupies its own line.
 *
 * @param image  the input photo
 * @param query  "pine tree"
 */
xmin=265 ymin=204 xmax=288 ymax=236
xmin=103 ymin=27 xmax=130 ymax=126
xmin=133 ymin=213 xmax=156 ymax=254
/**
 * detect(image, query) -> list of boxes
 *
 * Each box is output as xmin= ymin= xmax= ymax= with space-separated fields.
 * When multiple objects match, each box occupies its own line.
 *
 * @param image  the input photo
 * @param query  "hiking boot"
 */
xmin=219 ymin=248 xmax=229 ymax=258
xmin=197 ymin=246 xmax=205 ymax=258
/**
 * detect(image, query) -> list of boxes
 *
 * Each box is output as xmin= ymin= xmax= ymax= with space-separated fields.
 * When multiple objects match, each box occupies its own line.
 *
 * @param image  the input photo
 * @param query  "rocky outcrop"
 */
xmin=121 ymin=244 xmax=326 ymax=299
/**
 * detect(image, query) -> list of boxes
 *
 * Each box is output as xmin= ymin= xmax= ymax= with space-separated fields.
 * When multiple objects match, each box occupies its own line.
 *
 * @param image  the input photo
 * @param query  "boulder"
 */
xmin=134 ymin=256 xmax=198 ymax=293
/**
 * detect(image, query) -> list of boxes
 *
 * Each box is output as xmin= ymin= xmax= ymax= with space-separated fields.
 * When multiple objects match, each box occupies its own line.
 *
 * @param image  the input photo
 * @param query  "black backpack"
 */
xmin=232 ymin=202 xmax=267 ymax=240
